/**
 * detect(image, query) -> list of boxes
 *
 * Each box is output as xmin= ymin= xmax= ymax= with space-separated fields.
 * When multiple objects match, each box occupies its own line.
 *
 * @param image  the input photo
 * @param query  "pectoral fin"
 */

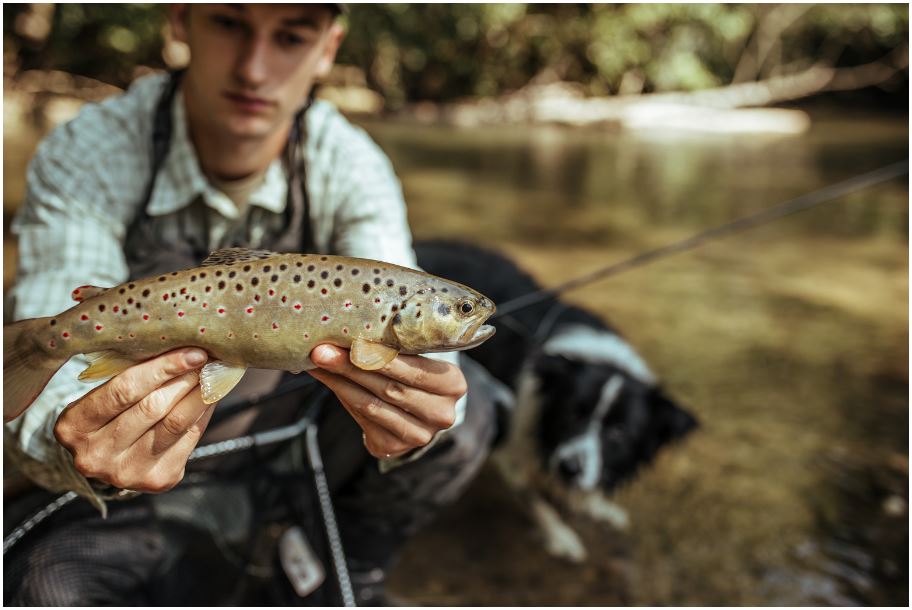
xmin=199 ymin=361 xmax=248 ymax=404
xmin=350 ymin=339 xmax=399 ymax=371
xmin=78 ymin=351 xmax=139 ymax=382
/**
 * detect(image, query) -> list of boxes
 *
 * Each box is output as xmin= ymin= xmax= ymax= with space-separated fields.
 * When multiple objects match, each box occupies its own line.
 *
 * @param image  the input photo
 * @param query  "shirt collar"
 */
xmin=146 ymin=87 xmax=289 ymax=220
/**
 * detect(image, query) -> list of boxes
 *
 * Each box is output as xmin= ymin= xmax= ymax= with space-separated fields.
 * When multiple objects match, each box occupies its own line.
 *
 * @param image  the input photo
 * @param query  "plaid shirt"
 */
xmin=6 ymin=72 xmax=463 ymax=514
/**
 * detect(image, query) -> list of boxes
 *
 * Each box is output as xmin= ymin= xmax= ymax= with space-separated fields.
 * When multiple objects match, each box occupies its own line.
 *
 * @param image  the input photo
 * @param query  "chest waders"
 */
xmin=4 ymin=72 xmax=357 ymax=606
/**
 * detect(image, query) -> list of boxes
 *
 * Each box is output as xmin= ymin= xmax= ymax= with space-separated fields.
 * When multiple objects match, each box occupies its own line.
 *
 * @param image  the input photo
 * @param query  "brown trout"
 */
xmin=4 ymin=247 xmax=496 ymax=422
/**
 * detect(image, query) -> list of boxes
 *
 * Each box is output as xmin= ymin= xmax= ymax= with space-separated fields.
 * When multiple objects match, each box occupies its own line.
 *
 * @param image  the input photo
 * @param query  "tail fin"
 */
xmin=4 ymin=318 xmax=68 ymax=422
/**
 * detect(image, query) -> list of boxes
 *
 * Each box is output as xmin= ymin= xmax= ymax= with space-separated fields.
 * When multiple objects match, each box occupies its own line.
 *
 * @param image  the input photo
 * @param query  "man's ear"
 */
xmin=169 ymin=3 xmax=190 ymax=44
xmin=315 ymin=22 xmax=345 ymax=79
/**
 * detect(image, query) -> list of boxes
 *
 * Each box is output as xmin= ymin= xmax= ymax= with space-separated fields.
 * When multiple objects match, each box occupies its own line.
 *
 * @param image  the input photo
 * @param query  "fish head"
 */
xmin=391 ymin=279 xmax=496 ymax=353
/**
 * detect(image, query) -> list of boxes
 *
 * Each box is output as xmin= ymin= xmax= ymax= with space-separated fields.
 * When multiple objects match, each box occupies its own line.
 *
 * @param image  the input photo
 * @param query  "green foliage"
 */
xmin=3 ymin=3 xmax=907 ymax=104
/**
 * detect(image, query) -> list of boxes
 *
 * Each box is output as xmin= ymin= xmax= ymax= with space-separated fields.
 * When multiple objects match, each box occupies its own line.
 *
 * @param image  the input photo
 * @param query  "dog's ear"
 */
xmin=533 ymin=354 xmax=576 ymax=386
xmin=650 ymin=389 xmax=699 ymax=444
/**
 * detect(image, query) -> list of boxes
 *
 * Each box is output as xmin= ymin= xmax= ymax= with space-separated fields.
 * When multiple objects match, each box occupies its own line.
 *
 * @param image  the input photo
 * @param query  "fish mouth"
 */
xmin=458 ymin=323 xmax=496 ymax=349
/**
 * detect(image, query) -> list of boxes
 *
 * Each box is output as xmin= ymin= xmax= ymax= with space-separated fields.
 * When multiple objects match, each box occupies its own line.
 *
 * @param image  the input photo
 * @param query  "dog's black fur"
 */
xmin=416 ymin=239 xmax=698 ymax=560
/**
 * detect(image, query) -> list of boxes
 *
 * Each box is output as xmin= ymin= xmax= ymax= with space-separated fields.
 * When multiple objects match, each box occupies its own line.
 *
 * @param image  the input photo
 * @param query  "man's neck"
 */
xmin=184 ymin=90 xmax=291 ymax=182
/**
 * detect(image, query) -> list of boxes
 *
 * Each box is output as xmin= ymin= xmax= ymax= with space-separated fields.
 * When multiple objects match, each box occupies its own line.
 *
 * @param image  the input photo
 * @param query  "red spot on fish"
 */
xmin=374 ymin=298 xmax=381 ymax=304
xmin=217 ymin=307 xmax=225 ymax=314
xmin=80 ymin=314 xmax=89 ymax=321
xmin=163 ymin=294 xmax=169 ymax=301
xmin=62 ymin=332 xmax=70 ymax=339
xmin=180 ymin=287 xmax=187 ymax=295
xmin=268 ymin=289 xmax=275 ymax=297
xmin=272 ymin=322 xmax=279 ymax=330
xmin=202 ymin=302 xmax=208 ymax=308
xmin=178 ymin=311 xmax=185 ymax=317
xmin=321 ymin=288 xmax=328 ymax=295
xmin=343 ymin=301 xmax=352 ymax=309
xmin=321 ymin=315 xmax=330 ymax=322
xmin=254 ymin=294 xmax=261 ymax=302
xmin=113 ymin=305 xmax=119 ymax=312
xmin=95 ymin=325 xmax=103 ymax=331
xmin=199 ymin=327 xmax=206 ymax=334
xmin=365 ymin=323 xmax=371 ymax=330
xmin=48 ymin=340 xmax=56 ymax=349
xmin=281 ymin=295 xmax=287 ymax=303
xmin=143 ymin=314 xmax=150 ymax=321
xmin=246 ymin=307 xmax=254 ymax=314
xmin=293 ymin=303 xmax=302 ymax=310
xmin=205 ymin=286 xmax=212 ymax=293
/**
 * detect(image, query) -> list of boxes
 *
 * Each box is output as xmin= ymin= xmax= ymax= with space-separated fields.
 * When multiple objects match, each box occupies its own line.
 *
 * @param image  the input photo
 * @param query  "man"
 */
xmin=5 ymin=4 xmax=499 ymax=605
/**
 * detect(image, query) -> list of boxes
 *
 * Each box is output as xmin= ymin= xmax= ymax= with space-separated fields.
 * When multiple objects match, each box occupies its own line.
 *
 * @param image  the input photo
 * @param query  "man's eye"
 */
xmin=276 ymin=31 xmax=307 ymax=47
xmin=212 ymin=15 xmax=243 ymax=31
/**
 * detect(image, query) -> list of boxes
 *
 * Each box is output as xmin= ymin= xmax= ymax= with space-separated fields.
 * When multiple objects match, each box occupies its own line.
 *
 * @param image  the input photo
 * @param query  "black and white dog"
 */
xmin=416 ymin=240 xmax=698 ymax=562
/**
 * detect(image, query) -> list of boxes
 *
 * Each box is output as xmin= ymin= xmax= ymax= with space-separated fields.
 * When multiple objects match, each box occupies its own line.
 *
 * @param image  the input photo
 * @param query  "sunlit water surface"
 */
xmin=359 ymin=110 xmax=908 ymax=606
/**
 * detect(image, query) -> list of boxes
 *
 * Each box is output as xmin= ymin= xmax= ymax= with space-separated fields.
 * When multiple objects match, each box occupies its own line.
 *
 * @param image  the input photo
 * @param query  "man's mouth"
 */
xmin=223 ymin=92 xmax=274 ymax=113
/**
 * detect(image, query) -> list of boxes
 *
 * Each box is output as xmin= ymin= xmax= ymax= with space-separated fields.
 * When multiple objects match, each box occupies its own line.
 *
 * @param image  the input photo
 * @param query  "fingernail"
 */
xmin=185 ymin=350 xmax=207 ymax=366
xmin=311 ymin=344 xmax=336 ymax=363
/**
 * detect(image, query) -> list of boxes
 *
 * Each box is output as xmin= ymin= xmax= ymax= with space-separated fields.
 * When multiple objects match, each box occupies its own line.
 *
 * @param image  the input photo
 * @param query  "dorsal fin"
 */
xmin=71 ymin=285 xmax=109 ymax=302
xmin=200 ymin=247 xmax=278 ymax=267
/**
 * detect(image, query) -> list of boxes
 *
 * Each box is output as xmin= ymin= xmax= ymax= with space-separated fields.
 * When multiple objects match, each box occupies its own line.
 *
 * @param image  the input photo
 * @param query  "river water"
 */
xmin=358 ymin=108 xmax=908 ymax=605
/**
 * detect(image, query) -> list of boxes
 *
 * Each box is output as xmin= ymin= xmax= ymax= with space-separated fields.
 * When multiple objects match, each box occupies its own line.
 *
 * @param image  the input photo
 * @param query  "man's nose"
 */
xmin=234 ymin=36 xmax=270 ymax=88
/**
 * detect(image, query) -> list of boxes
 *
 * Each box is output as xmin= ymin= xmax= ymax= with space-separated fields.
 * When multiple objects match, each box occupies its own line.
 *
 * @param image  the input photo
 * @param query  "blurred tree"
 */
xmin=3 ymin=3 xmax=907 ymax=107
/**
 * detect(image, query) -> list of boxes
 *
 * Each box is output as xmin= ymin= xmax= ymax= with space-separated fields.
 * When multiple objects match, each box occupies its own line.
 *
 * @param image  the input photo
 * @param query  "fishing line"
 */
xmin=493 ymin=159 xmax=909 ymax=319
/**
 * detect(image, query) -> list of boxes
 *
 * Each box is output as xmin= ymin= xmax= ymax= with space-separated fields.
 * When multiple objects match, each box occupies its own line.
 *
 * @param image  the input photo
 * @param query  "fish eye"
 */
xmin=459 ymin=300 xmax=474 ymax=315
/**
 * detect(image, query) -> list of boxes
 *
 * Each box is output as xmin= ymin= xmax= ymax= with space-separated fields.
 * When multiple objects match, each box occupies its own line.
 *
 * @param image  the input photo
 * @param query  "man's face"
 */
xmin=172 ymin=4 xmax=343 ymax=140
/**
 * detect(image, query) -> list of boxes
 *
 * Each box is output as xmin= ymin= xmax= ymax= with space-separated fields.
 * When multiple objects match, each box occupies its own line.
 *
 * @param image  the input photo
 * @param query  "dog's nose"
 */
xmin=557 ymin=454 xmax=584 ymax=481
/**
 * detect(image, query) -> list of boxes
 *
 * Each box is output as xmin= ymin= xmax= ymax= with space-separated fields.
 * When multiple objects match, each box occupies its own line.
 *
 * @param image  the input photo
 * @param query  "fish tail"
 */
xmin=3 ymin=318 xmax=69 ymax=422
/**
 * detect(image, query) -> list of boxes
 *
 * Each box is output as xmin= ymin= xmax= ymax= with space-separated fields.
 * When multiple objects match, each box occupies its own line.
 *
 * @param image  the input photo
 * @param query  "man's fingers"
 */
xmin=75 ymin=349 xmax=208 ymax=428
xmin=312 ymin=344 xmax=465 ymax=397
xmin=308 ymin=368 xmax=437 ymax=448
xmin=104 ymin=370 xmax=202 ymax=450
xmin=144 ymin=385 xmax=212 ymax=455
xmin=343 ymin=399 xmax=415 ymax=459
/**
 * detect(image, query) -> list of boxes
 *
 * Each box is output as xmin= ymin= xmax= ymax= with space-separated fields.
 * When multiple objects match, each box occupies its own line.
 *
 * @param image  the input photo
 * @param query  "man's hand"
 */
xmin=308 ymin=344 xmax=466 ymax=459
xmin=54 ymin=348 xmax=214 ymax=493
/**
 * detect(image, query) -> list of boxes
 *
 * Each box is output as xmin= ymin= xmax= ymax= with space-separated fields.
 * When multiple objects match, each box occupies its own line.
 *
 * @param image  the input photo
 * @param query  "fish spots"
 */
xmin=281 ymin=295 xmax=288 ymax=304
xmin=362 ymin=283 xmax=370 ymax=294
xmin=374 ymin=297 xmax=382 ymax=304
xmin=118 ymin=288 xmax=126 ymax=295
xmin=177 ymin=311 xmax=185 ymax=318
xmin=50 ymin=319 xmax=57 ymax=326
xmin=243 ymin=264 xmax=252 ymax=272
xmin=399 ymin=286 xmax=407 ymax=296
xmin=271 ymin=274 xmax=279 ymax=283
xmin=386 ymin=279 xmax=395 ymax=288
xmin=158 ymin=276 xmax=166 ymax=282
xmin=320 ymin=271 xmax=329 ymax=280
xmin=373 ymin=277 xmax=381 ymax=286
xmin=293 ymin=302 xmax=303 ymax=311
xmin=320 ymin=257 xmax=328 ymax=262
xmin=215 ymin=270 xmax=223 ymax=277
xmin=263 ymin=265 xmax=271 ymax=273
xmin=200 ymin=272 xmax=207 ymax=279
xmin=246 ymin=307 xmax=255 ymax=315
xmin=235 ymin=283 xmax=243 ymax=292
xmin=161 ymin=335 xmax=167 ymax=341
xmin=296 ymin=261 xmax=303 ymax=267
xmin=171 ymin=291 xmax=177 ymax=298
xmin=62 ymin=331 xmax=70 ymax=339
xmin=143 ymin=289 xmax=151 ymax=297
xmin=304 ymin=332 xmax=310 ymax=340
xmin=205 ymin=286 xmax=212 ymax=293
xmin=373 ymin=268 xmax=381 ymax=275
xmin=229 ymin=271 xmax=236 ymax=279
xmin=80 ymin=314 xmax=89 ymax=321
xmin=333 ymin=278 xmax=343 ymax=288
xmin=48 ymin=339 xmax=57 ymax=349
xmin=268 ymin=288 xmax=276 ymax=297
xmin=95 ymin=325 xmax=103 ymax=331
xmin=128 ymin=333 xmax=135 ymax=339
xmin=381 ymin=315 xmax=387 ymax=323
xmin=272 ymin=322 xmax=279 ymax=330
xmin=307 ymin=264 xmax=315 ymax=272
xmin=320 ymin=288 xmax=328 ymax=295
xmin=127 ymin=297 xmax=135 ymax=304
xmin=128 ymin=283 xmax=135 ymax=290
xmin=227 ymin=332 xmax=235 ymax=339
xmin=342 ymin=327 xmax=349 ymax=335
xmin=122 ymin=309 xmax=128 ymax=316
xmin=116 ymin=336 xmax=123 ymax=342
xmin=163 ymin=293 xmax=169 ymax=301
xmin=199 ymin=327 xmax=206 ymax=334
xmin=218 ymin=281 xmax=226 ymax=290
xmin=416 ymin=311 xmax=422 ymax=319
xmin=280 ymin=264 xmax=288 ymax=271
xmin=253 ymin=333 xmax=260 ymax=340
xmin=191 ymin=296 xmax=197 ymax=302
xmin=113 ymin=306 xmax=119 ymax=313
xmin=294 ymin=275 xmax=302 ymax=283
xmin=365 ymin=323 xmax=372 ymax=330
xmin=251 ymin=277 xmax=260 ymax=287
xmin=217 ymin=307 xmax=226 ymax=315
xmin=190 ymin=275 xmax=197 ymax=282
xmin=143 ymin=314 xmax=150 ymax=321
xmin=351 ymin=268 xmax=360 ymax=276
xmin=391 ymin=305 xmax=399 ymax=313
xmin=441 ymin=288 xmax=449 ymax=293
xmin=308 ymin=280 xmax=316 ymax=289
xmin=321 ymin=315 xmax=330 ymax=323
